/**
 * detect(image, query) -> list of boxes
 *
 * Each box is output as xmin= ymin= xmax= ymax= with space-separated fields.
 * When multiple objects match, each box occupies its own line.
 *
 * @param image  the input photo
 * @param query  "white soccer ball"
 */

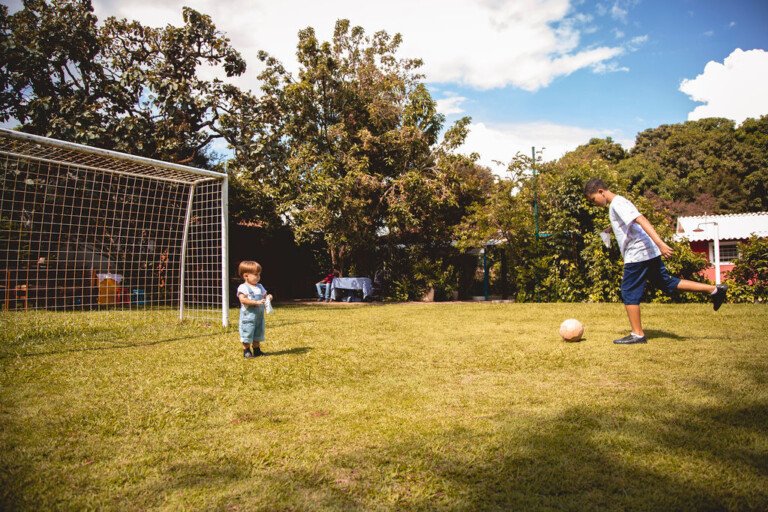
xmin=559 ymin=318 xmax=584 ymax=342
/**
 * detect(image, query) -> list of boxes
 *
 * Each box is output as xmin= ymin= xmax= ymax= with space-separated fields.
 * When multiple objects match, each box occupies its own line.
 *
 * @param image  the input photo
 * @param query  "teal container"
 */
xmin=131 ymin=289 xmax=145 ymax=306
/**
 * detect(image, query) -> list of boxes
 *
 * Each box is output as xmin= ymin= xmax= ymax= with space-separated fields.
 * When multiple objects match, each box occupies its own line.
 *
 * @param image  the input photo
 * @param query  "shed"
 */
xmin=673 ymin=212 xmax=768 ymax=282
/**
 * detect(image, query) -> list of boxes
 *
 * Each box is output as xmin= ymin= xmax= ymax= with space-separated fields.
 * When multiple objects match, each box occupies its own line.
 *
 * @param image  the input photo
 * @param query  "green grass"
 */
xmin=1 ymin=303 xmax=767 ymax=511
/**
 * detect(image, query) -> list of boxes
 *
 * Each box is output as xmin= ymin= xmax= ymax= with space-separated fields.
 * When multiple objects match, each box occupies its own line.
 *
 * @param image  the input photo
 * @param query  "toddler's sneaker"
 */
xmin=243 ymin=348 xmax=254 ymax=359
xmin=712 ymin=284 xmax=728 ymax=311
xmin=253 ymin=347 xmax=263 ymax=357
xmin=613 ymin=333 xmax=647 ymax=344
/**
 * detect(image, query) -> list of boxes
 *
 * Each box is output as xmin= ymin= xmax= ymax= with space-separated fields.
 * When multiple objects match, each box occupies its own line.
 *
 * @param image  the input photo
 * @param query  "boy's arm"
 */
xmin=238 ymin=293 xmax=263 ymax=306
xmin=635 ymin=215 xmax=673 ymax=258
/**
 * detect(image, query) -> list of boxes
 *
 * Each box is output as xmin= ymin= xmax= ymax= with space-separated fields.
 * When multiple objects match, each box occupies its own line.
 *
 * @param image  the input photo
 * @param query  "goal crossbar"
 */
xmin=0 ymin=128 xmax=224 ymax=184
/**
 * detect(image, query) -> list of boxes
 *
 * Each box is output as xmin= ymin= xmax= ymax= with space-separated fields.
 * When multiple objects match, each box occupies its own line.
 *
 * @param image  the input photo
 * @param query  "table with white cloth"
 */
xmin=330 ymin=277 xmax=373 ymax=301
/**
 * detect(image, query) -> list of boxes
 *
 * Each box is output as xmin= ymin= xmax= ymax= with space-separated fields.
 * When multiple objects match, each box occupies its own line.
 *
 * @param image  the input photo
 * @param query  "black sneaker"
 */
xmin=243 ymin=348 xmax=254 ymax=359
xmin=712 ymin=284 xmax=728 ymax=311
xmin=253 ymin=347 xmax=263 ymax=357
xmin=613 ymin=333 xmax=647 ymax=344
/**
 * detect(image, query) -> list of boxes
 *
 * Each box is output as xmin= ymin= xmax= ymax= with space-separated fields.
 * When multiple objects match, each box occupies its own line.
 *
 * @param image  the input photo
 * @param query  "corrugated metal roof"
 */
xmin=674 ymin=212 xmax=768 ymax=242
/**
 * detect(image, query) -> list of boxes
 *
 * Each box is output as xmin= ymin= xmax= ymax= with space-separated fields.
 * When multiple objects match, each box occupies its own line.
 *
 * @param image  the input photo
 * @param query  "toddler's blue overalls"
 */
xmin=239 ymin=285 xmax=265 ymax=343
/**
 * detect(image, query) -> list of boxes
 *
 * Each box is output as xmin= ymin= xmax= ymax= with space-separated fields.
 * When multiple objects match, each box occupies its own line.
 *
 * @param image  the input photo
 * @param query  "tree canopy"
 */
xmin=3 ymin=1 xmax=767 ymax=301
xmin=1 ymin=0 xmax=246 ymax=167
xmin=231 ymin=19 xmax=493 ymax=283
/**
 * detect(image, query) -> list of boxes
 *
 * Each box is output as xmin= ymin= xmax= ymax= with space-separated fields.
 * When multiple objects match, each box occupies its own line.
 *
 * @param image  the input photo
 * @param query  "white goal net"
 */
xmin=0 ymin=129 xmax=229 ymax=326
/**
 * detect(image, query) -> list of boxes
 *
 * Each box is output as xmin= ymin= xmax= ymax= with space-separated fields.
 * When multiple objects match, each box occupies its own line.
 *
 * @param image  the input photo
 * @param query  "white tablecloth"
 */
xmin=330 ymin=277 xmax=373 ymax=300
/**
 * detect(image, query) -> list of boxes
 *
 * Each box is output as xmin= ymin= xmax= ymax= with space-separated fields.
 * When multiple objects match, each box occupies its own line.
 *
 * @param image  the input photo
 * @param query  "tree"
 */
xmin=736 ymin=116 xmax=768 ymax=211
xmin=245 ymin=19 xmax=484 ymax=283
xmin=623 ymin=117 xmax=768 ymax=214
xmin=1 ymin=0 xmax=246 ymax=167
xmin=384 ymin=125 xmax=495 ymax=299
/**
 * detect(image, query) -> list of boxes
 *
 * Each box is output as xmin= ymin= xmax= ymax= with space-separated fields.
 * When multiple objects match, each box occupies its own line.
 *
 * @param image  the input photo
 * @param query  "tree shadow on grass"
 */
xmin=662 ymin=402 xmax=768 ymax=477
xmin=112 ymin=458 xmax=248 ymax=510
xmin=328 ymin=395 xmax=768 ymax=511
xmin=0 ymin=332 xmax=216 ymax=359
xmin=420 ymin=400 xmax=767 ymax=511
xmin=117 ymin=457 xmax=364 ymax=511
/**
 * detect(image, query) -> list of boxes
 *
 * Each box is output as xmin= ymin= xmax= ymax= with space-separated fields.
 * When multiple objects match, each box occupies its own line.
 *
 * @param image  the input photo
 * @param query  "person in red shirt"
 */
xmin=315 ymin=269 xmax=339 ymax=302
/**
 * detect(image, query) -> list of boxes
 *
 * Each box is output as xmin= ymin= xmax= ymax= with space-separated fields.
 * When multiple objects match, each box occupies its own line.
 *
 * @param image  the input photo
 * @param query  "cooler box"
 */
xmin=97 ymin=273 xmax=123 ymax=305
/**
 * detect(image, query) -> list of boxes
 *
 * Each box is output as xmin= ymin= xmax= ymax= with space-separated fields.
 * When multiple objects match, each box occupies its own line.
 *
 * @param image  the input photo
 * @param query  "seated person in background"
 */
xmin=315 ymin=269 xmax=339 ymax=302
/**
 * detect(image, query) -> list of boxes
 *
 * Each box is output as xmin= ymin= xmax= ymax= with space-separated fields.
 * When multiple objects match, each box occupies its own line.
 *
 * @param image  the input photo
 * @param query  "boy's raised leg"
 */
xmin=676 ymin=279 xmax=728 ymax=310
xmin=676 ymin=279 xmax=716 ymax=294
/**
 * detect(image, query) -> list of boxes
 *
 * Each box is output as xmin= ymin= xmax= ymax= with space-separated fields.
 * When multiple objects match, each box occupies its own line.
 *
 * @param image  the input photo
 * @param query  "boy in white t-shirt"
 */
xmin=584 ymin=179 xmax=727 ymax=344
xmin=237 ymin=261 xmax=272 ymax=358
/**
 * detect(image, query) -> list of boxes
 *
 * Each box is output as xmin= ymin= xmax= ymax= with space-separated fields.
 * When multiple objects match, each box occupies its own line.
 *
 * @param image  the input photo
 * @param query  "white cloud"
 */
xmin=611 ymin=3 xmax=629 ymax=23
xmin=459 ymin=121 xmax=632 ymax=175
xmin=591 ymin=60 xmax=629 ymax=74
xmin=436 ymin=95 xmax=468 ymax=116
xmin=703 ymin=30 xmax=714 ymax=37
xmin=679 ymin=48 xmax=768 ymax=124
xmin=728 ymin=21 xmax=737 ymax=28
xmin=91 ymin=0 xmax=625 ymax=92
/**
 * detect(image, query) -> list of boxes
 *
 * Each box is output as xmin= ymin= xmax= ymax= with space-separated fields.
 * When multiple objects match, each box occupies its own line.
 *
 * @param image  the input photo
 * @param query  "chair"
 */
xmin=368 ymin=269 xmax=386 ymax=301
xmin=10 ymin=284 xmax=29 ymax=311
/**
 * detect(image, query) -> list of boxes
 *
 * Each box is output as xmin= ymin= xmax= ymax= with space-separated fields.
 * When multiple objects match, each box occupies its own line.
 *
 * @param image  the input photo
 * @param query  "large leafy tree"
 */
xmin=383 ymin=119 xmax=495 ymax=299
xmin=242 ymin=19 xmax=486 ymax=278
xmin=0 ymin=0 xmax=246 ymax=167
xmin=620 ymin=116 xmax=768 ymax=214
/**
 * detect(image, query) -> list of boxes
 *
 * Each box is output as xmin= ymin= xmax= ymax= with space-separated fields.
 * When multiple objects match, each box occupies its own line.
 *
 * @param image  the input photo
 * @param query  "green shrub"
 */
xmin=727 ymin=235 xmax=768 ymax=303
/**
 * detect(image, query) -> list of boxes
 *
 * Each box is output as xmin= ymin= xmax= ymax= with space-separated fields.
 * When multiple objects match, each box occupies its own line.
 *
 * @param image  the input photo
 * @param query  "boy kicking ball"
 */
xmin=584 ymin=179 xmax=727 ymax=344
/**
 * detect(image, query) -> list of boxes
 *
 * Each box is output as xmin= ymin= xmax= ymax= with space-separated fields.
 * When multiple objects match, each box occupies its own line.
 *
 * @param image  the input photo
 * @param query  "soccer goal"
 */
xmin=0 ymin=128 xmax=229 ymax=326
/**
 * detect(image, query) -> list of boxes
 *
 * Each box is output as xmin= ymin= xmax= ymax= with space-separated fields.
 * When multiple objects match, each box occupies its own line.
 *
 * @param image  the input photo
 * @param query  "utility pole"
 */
xmin=533 ymin=146 xmax=540 ymax=241
xmin=483 ymin=245 xmax=489 ymax=301
xmin=532 ymin=146 xmax=539 ymax=303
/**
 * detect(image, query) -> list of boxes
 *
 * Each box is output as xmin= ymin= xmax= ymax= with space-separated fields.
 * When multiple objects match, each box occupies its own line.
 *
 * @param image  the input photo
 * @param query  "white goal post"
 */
xmin=0 ymin=128 xmax=229 ymax=327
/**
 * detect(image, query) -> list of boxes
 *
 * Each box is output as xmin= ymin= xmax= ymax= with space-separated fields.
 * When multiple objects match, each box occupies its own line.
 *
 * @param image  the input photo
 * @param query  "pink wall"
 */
xmin=689 ymin=240 xmax=733 ymax=282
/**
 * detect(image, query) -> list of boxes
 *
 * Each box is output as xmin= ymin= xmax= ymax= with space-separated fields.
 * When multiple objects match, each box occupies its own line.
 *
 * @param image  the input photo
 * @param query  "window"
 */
xmin=709 ymin=241 xmax=739 ymax=264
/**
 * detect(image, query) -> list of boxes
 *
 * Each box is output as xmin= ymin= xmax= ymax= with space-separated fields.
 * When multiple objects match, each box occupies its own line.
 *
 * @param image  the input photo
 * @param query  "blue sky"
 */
xmin=442 ymin=1 xmax=768 ymax=134
xmin=5 ymin=0 xmax=768 ymax=170
xmin=430 ymin=0 xmax=768 ymax=167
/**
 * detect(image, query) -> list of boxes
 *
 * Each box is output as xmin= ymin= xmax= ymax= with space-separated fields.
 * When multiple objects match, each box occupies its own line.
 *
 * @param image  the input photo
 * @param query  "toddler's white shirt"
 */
xmin=237 ymin=283 xmax=266 ymax=311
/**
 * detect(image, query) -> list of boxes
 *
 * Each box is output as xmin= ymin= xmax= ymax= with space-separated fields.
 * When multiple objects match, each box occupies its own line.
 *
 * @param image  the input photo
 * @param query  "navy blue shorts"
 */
xmin=621 ymin=256 xmax=681 ymax=305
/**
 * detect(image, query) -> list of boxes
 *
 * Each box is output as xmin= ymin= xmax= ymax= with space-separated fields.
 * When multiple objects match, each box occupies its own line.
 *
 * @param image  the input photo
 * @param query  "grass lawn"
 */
xmin=1 ymin=302 xmax=767 ymax=511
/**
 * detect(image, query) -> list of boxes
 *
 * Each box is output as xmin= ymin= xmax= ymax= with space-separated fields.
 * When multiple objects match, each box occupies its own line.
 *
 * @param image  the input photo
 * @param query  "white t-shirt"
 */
xmin=608 ymin=195 xmax=660 ymax=264
xmin=237 ymin=282 xmax=267 ymax=311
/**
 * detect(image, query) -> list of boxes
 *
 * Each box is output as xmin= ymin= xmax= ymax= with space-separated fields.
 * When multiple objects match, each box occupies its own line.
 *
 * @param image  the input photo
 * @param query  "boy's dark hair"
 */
xmin=238 ymin=260 xmax=262 ymax=278
xmin=583 ymin=178 xmax=608 ymax=196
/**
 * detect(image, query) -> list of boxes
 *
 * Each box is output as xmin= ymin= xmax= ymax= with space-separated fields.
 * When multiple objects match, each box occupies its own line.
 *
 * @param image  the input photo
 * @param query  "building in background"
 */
xmin=674 ymin=212 xmax=768 ymax=282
